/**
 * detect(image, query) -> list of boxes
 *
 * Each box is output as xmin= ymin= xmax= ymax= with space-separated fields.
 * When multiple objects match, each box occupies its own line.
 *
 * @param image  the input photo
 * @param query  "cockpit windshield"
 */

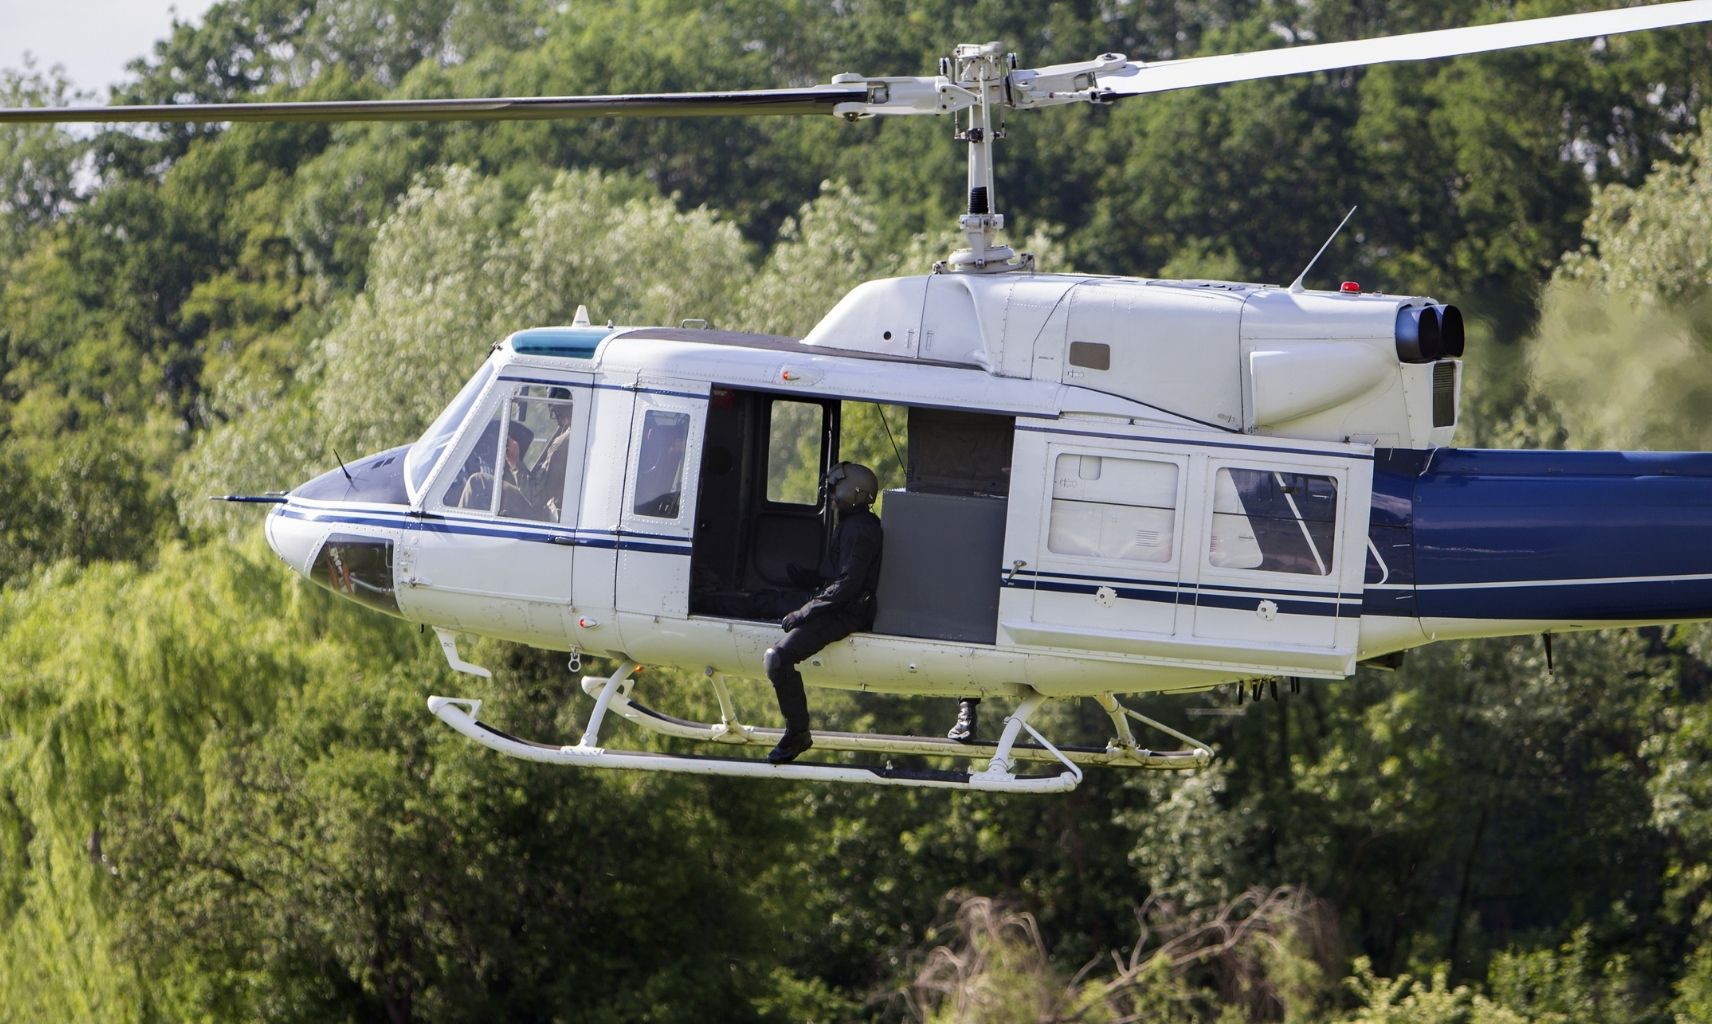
xmin=404 ymin=357 xmax=498 ymax=503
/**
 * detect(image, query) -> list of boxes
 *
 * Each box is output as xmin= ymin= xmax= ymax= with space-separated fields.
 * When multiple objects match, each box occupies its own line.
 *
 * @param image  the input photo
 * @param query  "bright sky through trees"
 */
xmin=1 ymin=0 xmax=217 ymax=93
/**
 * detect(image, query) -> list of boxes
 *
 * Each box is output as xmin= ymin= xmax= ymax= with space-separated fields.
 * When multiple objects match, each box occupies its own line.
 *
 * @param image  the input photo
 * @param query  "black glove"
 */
xmin=781 ymin=609 xmax=805 ymax=632
xmin=786 ymin=563 xmax=821 ymax=589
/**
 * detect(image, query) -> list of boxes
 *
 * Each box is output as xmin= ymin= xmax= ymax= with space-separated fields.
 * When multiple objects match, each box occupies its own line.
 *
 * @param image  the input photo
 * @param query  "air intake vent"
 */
xmin=1432 ymin=361 xmax=1457 ymax=427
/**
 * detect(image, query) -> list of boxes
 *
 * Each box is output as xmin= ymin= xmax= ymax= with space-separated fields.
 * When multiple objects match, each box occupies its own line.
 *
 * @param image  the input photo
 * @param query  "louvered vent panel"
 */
xmin=1432 ymin=361 xmax=1457 ymax=427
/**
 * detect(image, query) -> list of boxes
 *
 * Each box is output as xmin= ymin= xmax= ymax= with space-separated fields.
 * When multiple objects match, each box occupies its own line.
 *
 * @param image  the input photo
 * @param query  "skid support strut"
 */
xmin=574 ymin=659 xmax=639 ymax=751
xmin=974 ymin=694 xmax=1083 ymax=787
xmin=1095 ymin=693 xmax=1214 ymax=769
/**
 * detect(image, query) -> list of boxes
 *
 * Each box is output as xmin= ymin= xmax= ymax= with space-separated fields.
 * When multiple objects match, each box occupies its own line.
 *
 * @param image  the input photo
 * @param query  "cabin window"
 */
xmin=439 ymin=385 xmax=574 ymax=523
xmin=906 ymin=406 xmax=1007 ymax=496
xmin=1046 ymin=454 xmax=1178 ymax=563
xmin=765 ymin=399 xmax=825 ymax=505
xmin=1208 ymin=468 xmax=1338 ymax=575
xmin=634 ymin=410 xmax=691 ymax=518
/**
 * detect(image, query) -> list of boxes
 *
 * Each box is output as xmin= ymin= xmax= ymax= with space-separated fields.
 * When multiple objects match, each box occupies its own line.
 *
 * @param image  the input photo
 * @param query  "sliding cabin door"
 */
xmin=1000 ymin=418 xmax=1370 ymax=677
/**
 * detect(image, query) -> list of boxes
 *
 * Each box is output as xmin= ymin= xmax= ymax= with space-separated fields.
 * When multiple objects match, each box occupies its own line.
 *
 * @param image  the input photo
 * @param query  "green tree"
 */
xmin=0 ymin=60 xmax=86 ymax=265
xmin=1525 ymin=111 xmax=1712 ymax=454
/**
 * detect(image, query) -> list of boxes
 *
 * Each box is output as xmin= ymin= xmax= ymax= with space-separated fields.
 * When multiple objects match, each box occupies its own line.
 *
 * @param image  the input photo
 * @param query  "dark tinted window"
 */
xmin=634 ymin=411 xmax=691 ymax=518
xmin=1209 ymin=468 xmax=1338 ymax=575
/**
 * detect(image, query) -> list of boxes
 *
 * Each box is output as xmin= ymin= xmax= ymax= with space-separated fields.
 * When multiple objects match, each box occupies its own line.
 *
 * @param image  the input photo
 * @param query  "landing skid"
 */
xmin=578 ymin=671 xmax=1211 ymax=771
xmin=427 ymin=660 xmax=1212 ymax=793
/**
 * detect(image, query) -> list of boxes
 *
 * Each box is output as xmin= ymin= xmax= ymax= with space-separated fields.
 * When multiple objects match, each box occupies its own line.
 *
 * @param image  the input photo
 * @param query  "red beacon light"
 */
xmin=1340 ymin=281 xmax=1361 ymax=293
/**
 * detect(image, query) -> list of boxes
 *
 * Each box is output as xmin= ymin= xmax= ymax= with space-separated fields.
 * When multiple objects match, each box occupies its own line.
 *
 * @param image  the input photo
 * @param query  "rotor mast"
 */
xmin=943 ymin=43 xmax=1021 ymax=274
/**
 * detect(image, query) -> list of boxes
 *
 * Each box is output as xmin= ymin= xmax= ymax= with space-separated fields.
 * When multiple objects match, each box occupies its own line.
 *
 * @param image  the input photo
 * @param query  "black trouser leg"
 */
xmin=764 ymin=651 xmax=810 ymax=733
xmin=765 ymin=614 xmax=856 ymax=733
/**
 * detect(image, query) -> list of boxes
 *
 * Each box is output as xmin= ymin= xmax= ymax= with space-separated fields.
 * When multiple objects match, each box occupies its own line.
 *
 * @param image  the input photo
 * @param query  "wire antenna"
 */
xmin=874 ymin=403 xmax=907 ymax=481
xmin=1289 ymin=205 xmax=1357 ymax=294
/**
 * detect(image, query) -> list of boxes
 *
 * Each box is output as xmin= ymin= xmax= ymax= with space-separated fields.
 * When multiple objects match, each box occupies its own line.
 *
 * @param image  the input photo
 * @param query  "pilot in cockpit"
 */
xmin=529 ymin=388 xmax=576 ymax=518
xmin=459 ymin=432 xmax=537 ymax=518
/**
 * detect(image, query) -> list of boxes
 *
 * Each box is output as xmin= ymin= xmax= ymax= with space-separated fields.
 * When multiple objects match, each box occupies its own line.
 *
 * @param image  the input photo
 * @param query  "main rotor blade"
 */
xmin=0 ymin=85 xmax=869 ymax=126
xmin=1100 ymin=0 xmax=1712 ymax=96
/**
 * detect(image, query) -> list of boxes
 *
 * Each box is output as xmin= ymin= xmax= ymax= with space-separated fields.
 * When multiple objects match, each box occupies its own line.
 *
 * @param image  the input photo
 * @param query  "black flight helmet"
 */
xmin=825 ymin=462 xmax=878 ymax=513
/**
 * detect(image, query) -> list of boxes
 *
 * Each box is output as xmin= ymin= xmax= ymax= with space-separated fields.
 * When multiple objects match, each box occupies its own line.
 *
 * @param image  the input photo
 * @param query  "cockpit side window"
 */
xmin=437 ymin=384 xmax=574 ymax=523
xmin=513 ymin=387 xmax=575 ymax=522
xmin=405 ymin=358 xmax=497 ymax=502
xmin=442 ymin=403 xmax=508 ymax=513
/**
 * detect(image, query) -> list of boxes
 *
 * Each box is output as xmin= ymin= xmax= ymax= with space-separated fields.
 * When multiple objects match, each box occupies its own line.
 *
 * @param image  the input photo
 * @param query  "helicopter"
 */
xmin=8 ymin=2 xmax=1712 ymax=794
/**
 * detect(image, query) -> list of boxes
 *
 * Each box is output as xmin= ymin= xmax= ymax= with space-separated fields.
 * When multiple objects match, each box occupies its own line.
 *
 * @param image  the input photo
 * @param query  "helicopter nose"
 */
xmin=264 ymin=505 xmax=322 ymax=577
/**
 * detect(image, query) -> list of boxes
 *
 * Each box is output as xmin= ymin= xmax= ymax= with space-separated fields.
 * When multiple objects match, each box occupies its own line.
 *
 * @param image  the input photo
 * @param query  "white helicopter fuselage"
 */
xmin=263 ymin=271 xmax=1712 ymax=701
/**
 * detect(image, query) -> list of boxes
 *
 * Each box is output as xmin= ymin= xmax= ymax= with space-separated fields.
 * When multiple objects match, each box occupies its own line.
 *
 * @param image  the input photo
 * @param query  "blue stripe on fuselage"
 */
xmin=1008 ymin=570 xmax=1355 ymax=618
xmin=275 ymin=504 xmax=693 ymax=555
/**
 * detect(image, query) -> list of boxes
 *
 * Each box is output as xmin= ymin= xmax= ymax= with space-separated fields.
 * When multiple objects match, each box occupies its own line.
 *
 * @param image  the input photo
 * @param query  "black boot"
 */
xmin=947 ymin=698 xmax=980 ymax=743
xmin=768 ymin=730 xmax=814 ymax=763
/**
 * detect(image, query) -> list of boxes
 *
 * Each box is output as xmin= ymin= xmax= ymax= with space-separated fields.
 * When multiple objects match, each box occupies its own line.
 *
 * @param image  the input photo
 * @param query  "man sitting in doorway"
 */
xmin=763 ymin=462 xmax=884 ymax=764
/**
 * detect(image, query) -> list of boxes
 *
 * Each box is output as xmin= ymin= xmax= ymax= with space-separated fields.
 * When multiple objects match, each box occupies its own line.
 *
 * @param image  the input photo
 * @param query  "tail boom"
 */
xmin=1366 ymin=448 xmax=1712 ymax=645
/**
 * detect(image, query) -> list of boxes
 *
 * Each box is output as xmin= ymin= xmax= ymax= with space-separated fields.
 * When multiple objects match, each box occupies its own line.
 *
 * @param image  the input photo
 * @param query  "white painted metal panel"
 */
xmin=919 ymin=274 xmax=983 ymax=366
xmin=800 ymin=276 xmax=928 ymax=358
xmin=1064 ymin=281 xmax=1245 ymax=429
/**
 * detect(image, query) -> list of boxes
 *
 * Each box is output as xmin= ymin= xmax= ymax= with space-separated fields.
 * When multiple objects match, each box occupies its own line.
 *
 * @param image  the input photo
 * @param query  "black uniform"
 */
xmin=765 ymin=507 xmax=884 ymax=733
